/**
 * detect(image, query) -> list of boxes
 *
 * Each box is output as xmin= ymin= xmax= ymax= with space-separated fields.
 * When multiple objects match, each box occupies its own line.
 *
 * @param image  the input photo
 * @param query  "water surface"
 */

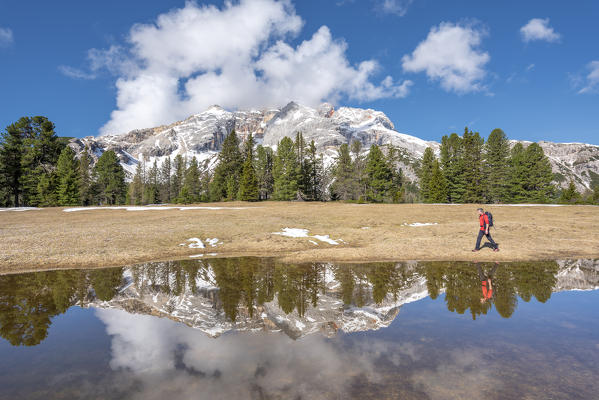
xmin=1 ymin=258 xmax=598 ymax=399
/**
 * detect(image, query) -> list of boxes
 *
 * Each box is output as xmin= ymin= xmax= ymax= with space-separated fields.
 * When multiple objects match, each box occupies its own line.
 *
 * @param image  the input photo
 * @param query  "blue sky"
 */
xmin=0 ymin=0 xmax=597 ymax=144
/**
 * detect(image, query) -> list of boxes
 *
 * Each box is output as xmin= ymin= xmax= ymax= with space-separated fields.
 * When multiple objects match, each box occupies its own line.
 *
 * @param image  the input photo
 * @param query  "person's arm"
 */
xmin=485 ymin=215 xmax=489 ymax=234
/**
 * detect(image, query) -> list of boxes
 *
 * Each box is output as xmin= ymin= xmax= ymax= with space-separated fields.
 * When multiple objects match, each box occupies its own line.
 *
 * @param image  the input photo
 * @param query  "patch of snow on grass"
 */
xmin=206 ymin=253 xmax=218 ymax=256
xmin=361 ymin=226 xmax=370 ymax=230
xmin=309 ymin=240 xmax=319 ymax=245
xmin=189 ymin=254 xmax=204 ymax=258
xmin=205 ymin=238 xmax=219 ymax=247
xmin=273 ymin=227 xmax=341 ymax=245
xmin=63 ymin=206 xmax=253 ymax=212
xmin=402 ymin=222 xmax=438 ymax=227
xmin=187 ymin=238 xmax=205 ymax=249
xmin=0 ymin=207 xmax=41 ymax=212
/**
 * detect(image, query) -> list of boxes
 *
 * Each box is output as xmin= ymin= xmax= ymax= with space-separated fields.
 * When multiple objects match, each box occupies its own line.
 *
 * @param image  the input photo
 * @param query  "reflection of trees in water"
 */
xmin=0 ymin=259 xmax=565 ymax=347
xmin=0 ymin=268 xmax=123 ymax=346
xmin=422 ymin=261 xmax=559 ymax=320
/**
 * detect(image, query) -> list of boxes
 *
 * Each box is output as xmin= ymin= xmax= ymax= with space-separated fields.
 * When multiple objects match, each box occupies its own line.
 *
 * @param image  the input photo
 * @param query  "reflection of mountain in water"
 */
xmin=0 ymin=259 xmax=597 ymax=346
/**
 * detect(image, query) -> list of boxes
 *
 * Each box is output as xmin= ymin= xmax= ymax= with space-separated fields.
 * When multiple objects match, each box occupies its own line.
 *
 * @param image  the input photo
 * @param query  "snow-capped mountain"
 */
xmin=69 ymin=102 xmax=599 ymax=190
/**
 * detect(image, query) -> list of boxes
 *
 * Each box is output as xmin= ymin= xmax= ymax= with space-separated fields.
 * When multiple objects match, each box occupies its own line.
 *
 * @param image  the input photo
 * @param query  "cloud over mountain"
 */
xmin=63 ymin=0 xmax=410 ymax=135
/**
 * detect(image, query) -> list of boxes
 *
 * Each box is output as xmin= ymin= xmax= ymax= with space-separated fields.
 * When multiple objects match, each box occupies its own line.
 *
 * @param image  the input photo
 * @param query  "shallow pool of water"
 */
xmin=0 ymin=258 xmax=598 ymax=399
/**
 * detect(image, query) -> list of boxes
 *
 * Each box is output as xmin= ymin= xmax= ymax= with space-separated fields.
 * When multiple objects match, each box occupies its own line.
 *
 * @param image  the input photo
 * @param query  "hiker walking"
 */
xmin=472 ymin=208 xmax=499 ymax=252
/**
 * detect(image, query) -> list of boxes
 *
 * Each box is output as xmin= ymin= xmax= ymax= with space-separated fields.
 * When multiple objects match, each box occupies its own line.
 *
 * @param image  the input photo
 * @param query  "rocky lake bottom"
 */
xmin=0 ymin=258 xmax=598 ymax=399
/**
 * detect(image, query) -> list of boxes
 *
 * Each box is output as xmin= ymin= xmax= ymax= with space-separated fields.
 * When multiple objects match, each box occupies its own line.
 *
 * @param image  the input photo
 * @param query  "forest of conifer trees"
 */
xmin=1 ymin=117 xmax=598 ymax=207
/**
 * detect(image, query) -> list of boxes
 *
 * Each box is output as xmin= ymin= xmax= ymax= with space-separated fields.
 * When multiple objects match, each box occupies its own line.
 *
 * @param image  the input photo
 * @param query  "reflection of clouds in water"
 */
xmin=97 ymin=309 xmax=394 ymax=399
xmin=97 ymin=309 xmax=500 ymax=399
xmin=411 ymin=349 xmax=500 ymax=400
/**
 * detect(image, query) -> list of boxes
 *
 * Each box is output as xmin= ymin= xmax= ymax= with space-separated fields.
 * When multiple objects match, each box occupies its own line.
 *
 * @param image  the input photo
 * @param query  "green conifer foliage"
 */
xmin=440 ymin=133 xmax=466 ymax=203
xmin=78 ymin=148 xmax=94 ymax=206
xmin=93 ymin=150 xmax=126 ymax=205
xmin=484 ymin=128 xmax=511 ymax=203
xmin=56 ymin=146 xmax=80 ymax=206
xmin=159 ymin=157 xmax=172 ymax=203
xmin=0 ymin=123 xmax=24 ymax=206
xmin=256 ymin=145 xmax=274 ymax=200
xmin=418 ymin=147 xmax=435 ymax=202
xmin=171 ymin=155 xmax=185 ymax=202
xmin=429 ymin=159 xmax=448 ymax=203
xmin=210 ymin=130 xmax=242 ymax=201
xmin=523 ymin=143 xmax=555 ymax=203
xmin=461 ymin=128 xmax=485 ymax=203
xmin=129 ymin=162 xmax=144 ymax=205
xmin=181 ymin=157 xmax=201 ymax=203
xmin=330 ymin=143 xmax=356 ymax=200
xmin=559 ymin=180 xmax=582 ymax=204
xmin=273 ymin=136 xmax=298 ymax=200
xmin=365 ymin=144 xmax=394 ymax=203
xmin=144 ymin=160 xmax=159 ymax=204
xmin=239 ymin=134 xmax=259 ymax=201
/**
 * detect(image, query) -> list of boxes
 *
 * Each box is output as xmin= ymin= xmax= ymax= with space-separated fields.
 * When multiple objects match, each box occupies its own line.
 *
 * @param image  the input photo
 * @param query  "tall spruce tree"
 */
xmin=440 ymin=133 xmax=465 ymax=203
xmin=461 ymin=128 xmax=485 ymax=203
xmin=210 ymin=130 xmax=242 ymax=201
xmin=144 ymin=160 xmax=159 ymax=204
xmin=181 ymin=157 xmax=201 ymax=203
xmin=93 ymin=150 xmax=126 ymax=205
xmin=508 ymin=143 xmax=528 ymax=203
xmin=524 ymin=142 xmax=555 ymax=203
xmin=305 ymin=140 xmax=322 ymax=201
xmin=484 ymin=128 xmax=511 ymax=203
xmin=129 ymin=162 xmax=144 ymax=205
xmin=330 ymin=143 xmax=356 ymax=200
xmin=559 ymin=180 xmax=581 ymax=204
xmin=273 ymin=136 xmax=298 ymax=200
xmin=159 ymin=157 xmax=172 ymax=203
xmin=429 ymin=159 xmax=448 ymax=203
xmin=238 ymin=134 xmax=259 ymax=201
xmin=256 ymin=145 xmax=274 ymax=200
xmin=78 ymin=147 xmax=94 ymax=206
xmin=418 ymin=147 xmax=435 ymax=202
xmin=56 ymin=146 xmax=80 ymax=206
xmin=0 ymin=123 xmax=24 ymax=206
xmin=364 ymin=144 xmax=394 ymax=203
xmin=171 ymin=155 xmax=185 ymax=202
xmin=351 ymin=140 xmax=366 ymax=200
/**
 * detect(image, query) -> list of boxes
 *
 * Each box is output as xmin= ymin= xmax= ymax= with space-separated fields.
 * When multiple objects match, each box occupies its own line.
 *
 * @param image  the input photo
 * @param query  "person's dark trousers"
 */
xmin=475 ymin=230 xmax=498 ymax=250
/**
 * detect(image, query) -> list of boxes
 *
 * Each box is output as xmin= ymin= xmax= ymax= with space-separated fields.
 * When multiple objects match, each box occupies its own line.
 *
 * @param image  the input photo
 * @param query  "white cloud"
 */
xmin=526 ymin=63 xmax=535 ymax=71
xmin=402 ymin=22 xmax=490 ymax=93
xmin=0 ymin=27 xmax=13 ymax=46
xmin=380 ymin=0 xmax=413 ymax=17
xmin=578 ymin=61 xmax=599 ymax=94
xmin=520 ymin=18 xmax=560 ymax=43
xmin=68 ymin=0 xmax=410 ymax=135
xmin=58 ymin=65 xmax=96 ymax=80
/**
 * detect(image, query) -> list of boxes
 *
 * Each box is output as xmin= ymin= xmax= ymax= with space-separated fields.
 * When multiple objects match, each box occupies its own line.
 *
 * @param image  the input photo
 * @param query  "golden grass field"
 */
xmin=1 ymin=202 xmax=598 ymax=273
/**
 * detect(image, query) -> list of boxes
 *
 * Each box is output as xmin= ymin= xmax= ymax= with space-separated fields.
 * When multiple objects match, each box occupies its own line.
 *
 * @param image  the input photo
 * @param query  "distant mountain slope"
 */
xmin=69 ymin=102 xmax=599 ymax=190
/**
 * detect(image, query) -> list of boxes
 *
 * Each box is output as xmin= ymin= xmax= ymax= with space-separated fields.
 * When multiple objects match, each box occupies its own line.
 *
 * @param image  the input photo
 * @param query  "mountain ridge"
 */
xmin=69 ymin=102 xmax=599 ymax=191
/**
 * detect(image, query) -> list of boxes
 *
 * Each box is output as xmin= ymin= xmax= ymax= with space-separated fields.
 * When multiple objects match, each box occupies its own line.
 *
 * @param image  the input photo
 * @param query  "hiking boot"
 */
xmin=493 ymin=248 xmax=500 ymax=252
xmin=472 ymin=249 xmax=480 ymax=252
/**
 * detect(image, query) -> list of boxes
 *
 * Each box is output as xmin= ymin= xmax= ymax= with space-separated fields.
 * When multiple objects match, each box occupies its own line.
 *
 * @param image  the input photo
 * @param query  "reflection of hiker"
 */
xmin=472 ymin=208 xmax=499 ymax=252
xmin=478 ymin=263 xmax=498 ymax=304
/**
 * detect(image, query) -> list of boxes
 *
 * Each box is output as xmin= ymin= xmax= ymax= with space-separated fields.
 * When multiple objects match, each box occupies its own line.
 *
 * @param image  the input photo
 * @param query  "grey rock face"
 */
xmin=70 ymin=102 xmax=598 ymax=189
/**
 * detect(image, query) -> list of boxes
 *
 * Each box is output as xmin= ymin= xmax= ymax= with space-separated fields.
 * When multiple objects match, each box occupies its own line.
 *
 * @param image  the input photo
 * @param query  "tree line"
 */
xmin=0 ymin=117 xmax=126 ymax=207
xmin=2 ymin=117 xmax=598 ymax=207
xmin=418 ymin=128 xmax=599 ymax=204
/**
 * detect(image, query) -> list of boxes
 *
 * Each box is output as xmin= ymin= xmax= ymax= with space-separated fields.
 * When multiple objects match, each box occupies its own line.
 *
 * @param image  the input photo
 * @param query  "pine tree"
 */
xmin=273 ymin=136 xmax=298 ymax=200
xmin=418 ymin=147 xmax=435 ymax=202
xmin=440 ymin=133 xmax=466 ymax=203
xmin=210 ymin=130 xmax=242 ymax=201
xmin=0 ymin=123 xmax=24 ymax=206
xmin=256 ymin=145 xmax=274 ymax=200
xmin=294 ymin=132 xmax=309 ymax=199
xmin=305 ymin=140 xmax=322 ymax=201
xmin=364 ymin=144 xmax=394 ymax=203
xmin=144 ymin=160 xmax=159 ymax=204
xmin=461 ymin=127 xmax=485 ymax=203
xmin=171 ymin=155 xmax=185 ymax=202
xmin=330 ymin=143 xmax=356 ymax=200
xmin=78 ymin=147 xmax=94 ymax=206
xmin=159 ymin=157 xmax=172 ymax=203
xmin=524 ymin=143 xmax=555 ymax=203
xmin=484 ymin=128 xmax=511 ymax=203
xmin=36 ymin=172 xmax=58 ymax=207
xmin=239 ymin=134 xmax=259 ymax=201
xmin=129 ymin=162 xmax=144 ymax=205
xmin=19 ymin=117 xmax=63 ymax=206
xmin=559 ymin=180 xmax=581 ymax=204
xmin=429 ymin=159 xmax=448 ymax=203
xmin=181 ymin=157 xmax=201 ymax=203
xmin=508 ymin=143 xmax=528 ymax=203
xmin=93 ymin=150 xmax=126 ymax=205
xmin=56 ymin=146 xmax=80 ymax=206
xmin=351 ymin=140 xmax=366 ymax=200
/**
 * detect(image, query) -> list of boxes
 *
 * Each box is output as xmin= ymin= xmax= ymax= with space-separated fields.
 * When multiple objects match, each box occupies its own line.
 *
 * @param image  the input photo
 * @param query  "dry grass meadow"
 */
xmin=1 ymin=202 xmax=598 ymax=274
